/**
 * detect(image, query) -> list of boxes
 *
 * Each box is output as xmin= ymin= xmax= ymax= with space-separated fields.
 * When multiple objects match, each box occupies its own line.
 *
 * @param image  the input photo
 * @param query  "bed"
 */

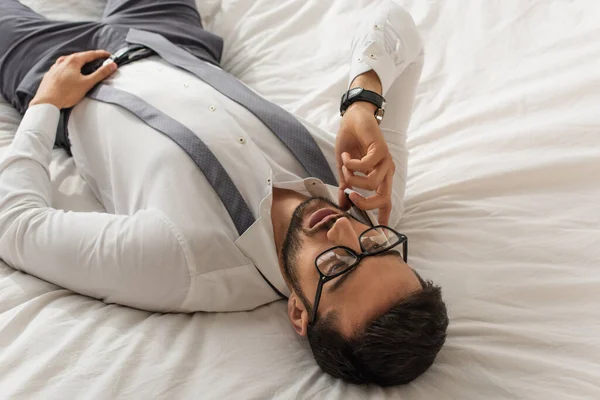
xmin=1 ymin=0 xmax=599 ymax=398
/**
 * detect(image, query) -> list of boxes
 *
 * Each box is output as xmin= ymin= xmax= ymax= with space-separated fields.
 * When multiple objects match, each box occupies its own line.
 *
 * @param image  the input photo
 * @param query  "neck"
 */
xmin=271 ymin=187 xmax=308 ymax=264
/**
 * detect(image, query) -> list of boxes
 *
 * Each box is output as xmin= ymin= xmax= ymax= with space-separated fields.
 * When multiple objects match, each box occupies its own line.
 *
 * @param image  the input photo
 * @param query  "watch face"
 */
xmin=348 ymin=87 xmax=363 ymax=98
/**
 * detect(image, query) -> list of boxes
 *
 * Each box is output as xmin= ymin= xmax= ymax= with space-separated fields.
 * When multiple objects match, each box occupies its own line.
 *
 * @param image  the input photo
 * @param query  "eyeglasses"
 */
xmin=309 ymin=224 xmax=408 ymax=325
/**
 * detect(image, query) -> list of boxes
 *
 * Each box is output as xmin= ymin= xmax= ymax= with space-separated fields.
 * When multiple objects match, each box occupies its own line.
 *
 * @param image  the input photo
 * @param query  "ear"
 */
xmin=287 ymin=292 xmax=310 ymax=336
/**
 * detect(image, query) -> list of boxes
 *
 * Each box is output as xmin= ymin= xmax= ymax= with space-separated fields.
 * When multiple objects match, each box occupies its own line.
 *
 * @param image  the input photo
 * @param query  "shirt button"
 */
xmin=209 ymin=105 xmax=216 ymax=112
xmin=369 ymin=53 xmax=377 ymax=60
xmin=374 ymin=24 xmax=380 ymax=29
xmin=183 ymin=83 xmax=189 ymax=88
xmin=267 ymin=178 xmax=271 ymax=184
xmin=358 ymin=57 xmax=362 ymax=62
xmin=238 ymin=137 xmax=246 ymax=144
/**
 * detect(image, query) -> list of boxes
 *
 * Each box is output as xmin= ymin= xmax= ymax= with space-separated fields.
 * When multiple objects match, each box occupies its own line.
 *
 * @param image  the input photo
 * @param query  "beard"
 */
xmin=280 ymin=196 xmax=359 ymax=307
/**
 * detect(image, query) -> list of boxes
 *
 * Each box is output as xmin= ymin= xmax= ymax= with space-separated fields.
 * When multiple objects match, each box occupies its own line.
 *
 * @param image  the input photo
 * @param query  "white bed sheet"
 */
xmin=1 ymin=0 xmax=600 ymax=399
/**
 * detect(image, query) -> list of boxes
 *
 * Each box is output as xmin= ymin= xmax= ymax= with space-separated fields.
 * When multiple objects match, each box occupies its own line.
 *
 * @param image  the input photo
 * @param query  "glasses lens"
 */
xmin=316 ymin=248 xmax=358 ymax=276
xmin=360 ymin=227 xmax=401 ymax=253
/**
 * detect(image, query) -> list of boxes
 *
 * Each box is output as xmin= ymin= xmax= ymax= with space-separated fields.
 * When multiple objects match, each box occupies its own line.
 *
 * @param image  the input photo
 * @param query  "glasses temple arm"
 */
xmin=310 ymin=278 xmax=325 ymax=325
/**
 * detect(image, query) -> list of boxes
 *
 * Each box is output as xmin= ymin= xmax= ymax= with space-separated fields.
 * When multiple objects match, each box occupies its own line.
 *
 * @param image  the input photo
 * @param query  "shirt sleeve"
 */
xmin=0 ymin=104 xmax=192 ymax=312
xmin=348 ymin=0 xmax=424 ymax=96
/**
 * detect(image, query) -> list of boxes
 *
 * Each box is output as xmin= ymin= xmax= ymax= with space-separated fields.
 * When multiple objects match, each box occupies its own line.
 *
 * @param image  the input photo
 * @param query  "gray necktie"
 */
xmin=88 ymin=28 xmax=338 ymax=239
xmin=88 ymin=84 xmax=256 ymax=235
xmin=88 ymin=83 xmax=288 ymax=298
xmin=125 ymin=29 xmax=338 ymax=186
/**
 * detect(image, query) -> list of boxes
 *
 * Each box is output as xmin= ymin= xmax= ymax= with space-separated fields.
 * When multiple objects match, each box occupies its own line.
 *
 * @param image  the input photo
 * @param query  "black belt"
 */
xmin=56 ymin=45 xmax=157 ymax=154
xmin=81 ymin=44 xmax=156 ymax=74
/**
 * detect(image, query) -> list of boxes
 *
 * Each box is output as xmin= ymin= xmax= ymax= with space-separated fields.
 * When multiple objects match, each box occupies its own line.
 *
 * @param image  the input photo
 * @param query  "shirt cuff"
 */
xmin=348 ymin=43 xmax=397 ymax=95
xmin=17 ymin=103 xmax=61 ymax=145
xmin=348 ymin=2 xmax=424 ymax=96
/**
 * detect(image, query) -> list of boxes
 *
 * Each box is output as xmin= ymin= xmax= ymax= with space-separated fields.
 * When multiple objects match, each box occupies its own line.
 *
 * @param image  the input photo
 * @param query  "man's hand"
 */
xmin=29 ymin=50 xmax=117 ymax=110
xmin=336 ymin=71 xmax=394 ymax=225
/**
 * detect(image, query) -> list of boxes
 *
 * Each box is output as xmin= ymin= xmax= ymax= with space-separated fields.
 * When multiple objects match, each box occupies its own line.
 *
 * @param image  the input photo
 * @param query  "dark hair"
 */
xmin=306 ymin=280 xmax=448 ymax=386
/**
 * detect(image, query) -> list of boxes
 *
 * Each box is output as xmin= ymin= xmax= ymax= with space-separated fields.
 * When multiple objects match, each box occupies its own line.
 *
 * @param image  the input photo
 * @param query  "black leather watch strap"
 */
xmin=340 ymin=87 xmax=386 ymax=123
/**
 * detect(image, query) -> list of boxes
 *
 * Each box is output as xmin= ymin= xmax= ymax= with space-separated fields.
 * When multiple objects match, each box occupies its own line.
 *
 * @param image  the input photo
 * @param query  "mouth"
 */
xmin=308 ymin=208 xmax=341 ymax=230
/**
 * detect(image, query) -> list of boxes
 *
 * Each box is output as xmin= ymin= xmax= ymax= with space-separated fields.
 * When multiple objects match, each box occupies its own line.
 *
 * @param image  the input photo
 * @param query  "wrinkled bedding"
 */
xmin=1 ymin=1 xmax=599 ymax=399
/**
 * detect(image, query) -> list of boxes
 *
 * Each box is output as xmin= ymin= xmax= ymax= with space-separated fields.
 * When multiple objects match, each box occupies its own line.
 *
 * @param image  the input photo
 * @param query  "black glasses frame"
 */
xmin=309 ymin=225 xmax=408 ymax=325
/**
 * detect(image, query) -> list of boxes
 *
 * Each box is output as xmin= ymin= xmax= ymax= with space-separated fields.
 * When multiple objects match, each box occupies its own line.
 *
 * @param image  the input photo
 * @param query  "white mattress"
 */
xmin=1 ymin=0 xmax=600 ymax=398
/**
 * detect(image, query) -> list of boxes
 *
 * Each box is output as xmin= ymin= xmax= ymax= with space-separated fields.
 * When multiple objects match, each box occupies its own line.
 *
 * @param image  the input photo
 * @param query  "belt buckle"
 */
xmin=108 ymin=44 xmax=155 ymax=67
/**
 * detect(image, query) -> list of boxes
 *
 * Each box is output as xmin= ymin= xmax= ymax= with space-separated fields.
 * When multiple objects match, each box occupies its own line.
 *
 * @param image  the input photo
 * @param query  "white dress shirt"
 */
xmin=0 ymin=2 xmax=423 ymax=312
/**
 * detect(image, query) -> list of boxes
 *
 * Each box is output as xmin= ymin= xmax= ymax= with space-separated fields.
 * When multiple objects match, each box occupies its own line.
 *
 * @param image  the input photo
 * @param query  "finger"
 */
xmin=348 ymin=191 xmax=385 ymax=211
xmin=348 ymin=171 xmax=392 ymax=212
xmin=86 ymin=59 xmax=118 ymax=85
xmin=337 ymin=153 xmax=351 ymax=210
xmin=378 ymin=202 xmax=392 ymax=226
xmin=342 ymin=160 xmax=388 ymax=191
xmin=55 ymin=56 xmax=67 ymax=64
xmin=377 ymin=172 xmax=393 ymax=225
xmin=73 ymin=50 xmax=112 ymax=65
xmin=343 ymin=145 xmax=387 ymax=173
xmin=341 ymin=152 xmax=351 ymax=165
xmin=377 ymin=171 xmax=394 ymax=225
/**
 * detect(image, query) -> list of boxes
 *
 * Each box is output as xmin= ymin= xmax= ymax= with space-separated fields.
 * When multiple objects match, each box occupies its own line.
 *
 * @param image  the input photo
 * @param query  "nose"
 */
xmin=326 ymin=216 xmax=361 ymax=252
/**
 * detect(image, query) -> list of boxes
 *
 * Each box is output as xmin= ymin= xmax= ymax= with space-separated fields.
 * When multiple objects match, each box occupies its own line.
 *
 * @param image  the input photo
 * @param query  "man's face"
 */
xmin=282 ymin=197 xmax=422 ymax=337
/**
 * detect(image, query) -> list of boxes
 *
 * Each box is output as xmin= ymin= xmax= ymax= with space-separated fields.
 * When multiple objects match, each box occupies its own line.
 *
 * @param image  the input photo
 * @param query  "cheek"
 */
xmin=351 ymin=219 xmax=372 ymax=236
xmin=293 ymin=245 xmax=322 ymax=298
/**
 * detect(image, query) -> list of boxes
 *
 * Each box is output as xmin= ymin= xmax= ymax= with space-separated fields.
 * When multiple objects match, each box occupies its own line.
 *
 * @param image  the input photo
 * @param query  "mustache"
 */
xmin=306 ymin=212 xmax=359 ymax=236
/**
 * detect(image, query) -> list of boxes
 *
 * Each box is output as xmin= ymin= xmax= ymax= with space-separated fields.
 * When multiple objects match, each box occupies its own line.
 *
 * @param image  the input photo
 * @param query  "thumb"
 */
xmin=88 ymin=59 xmax=118 ymax=85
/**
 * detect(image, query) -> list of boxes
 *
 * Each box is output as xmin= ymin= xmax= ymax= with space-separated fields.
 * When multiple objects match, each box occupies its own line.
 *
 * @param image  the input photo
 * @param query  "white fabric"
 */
xmin=1 ymin=0 xmax=599 ymax=399
xmin=0 ymin=1 xmax=418 ymax=313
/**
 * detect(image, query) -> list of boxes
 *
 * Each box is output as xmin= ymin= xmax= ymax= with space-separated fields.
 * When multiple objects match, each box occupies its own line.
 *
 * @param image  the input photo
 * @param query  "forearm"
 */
xmin=0 ymin=106 xmax=191 ymax=311
xmin=338 ymin=2 xmax=423 ymax=223
xmin=350 ymin=70 xmax=382 ymax=95
xmin=0 ymin=104 xmax=59 ymax=221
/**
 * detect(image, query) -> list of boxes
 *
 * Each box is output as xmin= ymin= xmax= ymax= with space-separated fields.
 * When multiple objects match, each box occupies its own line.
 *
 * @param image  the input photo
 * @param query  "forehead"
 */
xmin=321 ymin=253 xmax=421 ymax=335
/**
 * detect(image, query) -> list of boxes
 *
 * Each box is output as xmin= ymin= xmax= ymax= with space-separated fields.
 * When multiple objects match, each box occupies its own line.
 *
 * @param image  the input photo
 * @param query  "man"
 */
xmin=0 ymin=0 xmax=448 ymax=386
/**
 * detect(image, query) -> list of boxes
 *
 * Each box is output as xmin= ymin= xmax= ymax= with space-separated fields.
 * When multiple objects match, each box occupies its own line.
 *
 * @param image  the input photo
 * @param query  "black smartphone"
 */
xmin=344 ymin=188 xmax=376 ymax=227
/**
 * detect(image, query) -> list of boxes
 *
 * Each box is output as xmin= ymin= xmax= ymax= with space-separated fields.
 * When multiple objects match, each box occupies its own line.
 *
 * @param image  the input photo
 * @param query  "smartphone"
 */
xmin=344 ymin=188 xmax=377 ymax=227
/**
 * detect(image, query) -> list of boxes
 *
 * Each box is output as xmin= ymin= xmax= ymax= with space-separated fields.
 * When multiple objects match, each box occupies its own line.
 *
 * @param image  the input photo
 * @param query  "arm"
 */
xmin=0 ymin=52 xmax=191 ymax=312
xmin=336 ymin=1 xmax=424 ymax=224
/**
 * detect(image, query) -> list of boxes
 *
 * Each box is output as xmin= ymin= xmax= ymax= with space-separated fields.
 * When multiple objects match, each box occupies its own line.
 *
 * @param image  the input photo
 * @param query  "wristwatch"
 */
xmin=340 ymin=87 xmax=386 ymax=124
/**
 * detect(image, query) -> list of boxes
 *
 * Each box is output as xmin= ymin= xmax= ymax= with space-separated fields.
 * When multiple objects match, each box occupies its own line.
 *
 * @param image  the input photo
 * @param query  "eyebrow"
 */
xmin=328 ymin=250 xmax=403 ymax=293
